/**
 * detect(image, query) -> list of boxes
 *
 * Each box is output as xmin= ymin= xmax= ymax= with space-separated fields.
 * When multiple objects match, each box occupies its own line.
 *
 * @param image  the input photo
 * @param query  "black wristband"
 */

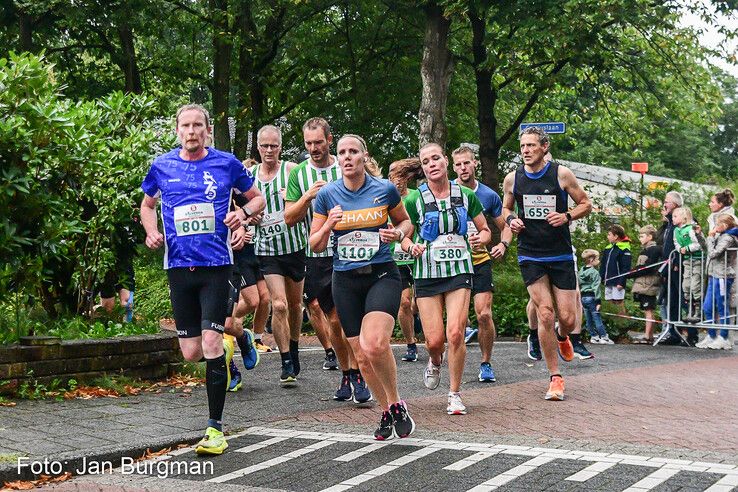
xmin=565 ymin=212 xmax=572 ymax=223
xmin=506 ymin=214 xmax=515 ymax=226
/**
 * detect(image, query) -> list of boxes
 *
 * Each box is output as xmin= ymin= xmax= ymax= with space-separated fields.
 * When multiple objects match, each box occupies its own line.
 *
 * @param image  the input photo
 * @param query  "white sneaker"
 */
xmin=601 ymin=336 xmax=615 ymax=345
xmin=722 ymin=337 xmax=733 ymax=350
xmin=423 ymin=357 xmax=441 ymax=390
xmin=447 ymin=392 xmax=467 ymax=415
xmin=707 ymin=336 xmax=725 ymax=350
xmin=590 ymin=336 xmax=601 ymax=344
xmin=695 ymin=336 xmax=714 ymax=349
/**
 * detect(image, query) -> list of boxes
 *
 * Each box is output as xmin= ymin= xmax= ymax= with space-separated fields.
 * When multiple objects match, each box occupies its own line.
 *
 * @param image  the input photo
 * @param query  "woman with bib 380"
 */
xmin=399 ymin=143 xmax=490 ymax=416
xmin=310 ymin=134 xmax=416 ymax=441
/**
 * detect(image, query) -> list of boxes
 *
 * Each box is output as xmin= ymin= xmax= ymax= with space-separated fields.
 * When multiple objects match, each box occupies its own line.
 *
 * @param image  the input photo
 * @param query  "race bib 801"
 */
xmin=173 ymin=203 xmax=216 ymax=236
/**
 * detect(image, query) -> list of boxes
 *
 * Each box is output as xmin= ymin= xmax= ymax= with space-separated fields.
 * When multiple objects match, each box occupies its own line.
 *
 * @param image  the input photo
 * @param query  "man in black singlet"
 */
xmin=502 ymin=127 xmax=591 ymax=401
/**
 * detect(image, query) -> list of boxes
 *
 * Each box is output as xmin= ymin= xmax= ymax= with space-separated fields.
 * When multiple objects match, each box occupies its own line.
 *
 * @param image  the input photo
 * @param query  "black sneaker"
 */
xmin=373 ymin=410 xmax=394 ymax=441
xmin=280 ymin=360 xmax=297 ymax=387
xmin=323 ymin=352 xmax=338 ymax=370
xmin=527 ymin=334 xmax=542 ymax=360
xmin=572 ymin=341 xmax=594 ymax=360
xmin=401 ymin=345 xmax=418 ymax=362
xmin=390 ymin=400 xmax=415 ymax=438
xmin=351 ymin=373 xmax=372 ymax=404
xmin=290 ymin=343 xmax=301 ymax=376
xmin=333 ymin=375 xmax=352 ymax=401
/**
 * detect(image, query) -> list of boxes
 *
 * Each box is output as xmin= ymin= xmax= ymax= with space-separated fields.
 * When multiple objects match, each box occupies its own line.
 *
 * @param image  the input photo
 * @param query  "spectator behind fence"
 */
xmin=601 ymin=224 xmax=631 ymax=317
xmin=707 ymin=189 xmax=736 ymax=231
xmin=628 ymin=225 xmax=662 ymax=343
xmin=672 ymin=206 xmax=704 ymax=324
xmin=579 ymin=249 xmax=612 ymax=344
xmin=698 ymin=214 xmax=738 ymax=350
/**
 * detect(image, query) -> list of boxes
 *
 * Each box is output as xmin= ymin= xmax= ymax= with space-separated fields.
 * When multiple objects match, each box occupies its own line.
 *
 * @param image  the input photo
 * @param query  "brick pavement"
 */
xmin=286 ymin=356 xmax=738 ymax=455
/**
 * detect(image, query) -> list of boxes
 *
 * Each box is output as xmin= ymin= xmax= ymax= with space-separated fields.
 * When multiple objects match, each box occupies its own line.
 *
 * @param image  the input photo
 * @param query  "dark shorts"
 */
xmin=634 ymin=293 xmax=657 ymax=310
xmin=167 ymin=266 xmax=231 ymax=338
xmin=257 ymin=250 xmax=306 ymax=282
xmin=240 ymin=263 xmax=263 ymax=288
xmin=471 ymin=260 xmax=494 ymax=295
xmin=98 ymin=256 xmax=136 ymax=298
xmin=304 ymin=256 xmax=334 ymax=313
xmin=415 ymin=274 xmax=473 ymax=298
xmin=397 ymin=264 xmax=414 ymax=289
xmin=519 ymin=260 xmax=577 ymax=290
xmin=333 ymin=262 xmax=402 ymax=338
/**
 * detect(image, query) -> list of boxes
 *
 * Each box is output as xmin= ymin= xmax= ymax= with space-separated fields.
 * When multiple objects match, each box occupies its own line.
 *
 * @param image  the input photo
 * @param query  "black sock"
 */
xmin=569 ymin=333 xmax=581 ymax=344
xmin=205 ymin=355 xmax=227 ymax=431
xmin=529 ymin=329 xmax=539 ymax=340
xmin=342 ymin=369 xmax=350 ymax=377
xmin=348 ymin=368 xmax=358 ymax=377
xmin=550 ymin=373 xmax=562 ymax=381
xmin=408 ymin=343 xmax=417 ymax=350
xmin=236 ymin=332 xmax=249 ymax=353
xmin=325 ymin=348 xmax=335 ymax=357
xmin=280 ymin=351 xmax=291 ymax=363
xmin=555 ymin=328 xmax=567 ymax=342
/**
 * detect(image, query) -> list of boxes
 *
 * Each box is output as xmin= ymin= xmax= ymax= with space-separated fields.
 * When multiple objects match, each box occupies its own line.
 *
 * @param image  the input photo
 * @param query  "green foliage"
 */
xmin=133 ymin=247 xmax=173 ymax=321
xmin=16 ymin=372 xmax=77 ymax=401
xmin=0 ymin=52 xmax=160 ymax=319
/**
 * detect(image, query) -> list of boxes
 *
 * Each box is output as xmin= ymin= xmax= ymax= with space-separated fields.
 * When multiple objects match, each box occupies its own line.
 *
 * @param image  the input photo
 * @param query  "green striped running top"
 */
xmin=285 ymin=157 xmax=341 ymax=258
xmin=253 ymin=161 xmax=307 ymax=256
xmin=405 ymin=186 xmax=483 ymax=279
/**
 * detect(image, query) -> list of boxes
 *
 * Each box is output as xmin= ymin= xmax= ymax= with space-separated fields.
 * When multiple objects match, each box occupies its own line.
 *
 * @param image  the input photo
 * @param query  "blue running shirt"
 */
xmin=313 ymin=175 xmax=402 ymax=271
xmin=141 ymin=148 xmax=255 ymax=269
xmin=454 ymin=179 xmax=502 ymax=265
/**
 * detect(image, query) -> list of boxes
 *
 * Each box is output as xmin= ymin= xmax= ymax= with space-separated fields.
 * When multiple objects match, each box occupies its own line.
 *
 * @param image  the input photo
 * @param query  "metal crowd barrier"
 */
xmin=656 ymin=247 xmax=738 ymax=344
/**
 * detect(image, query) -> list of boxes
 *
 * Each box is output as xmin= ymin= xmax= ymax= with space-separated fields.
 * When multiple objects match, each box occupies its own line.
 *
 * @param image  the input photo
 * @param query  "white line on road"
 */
xmin=444 ymin=451 xmax=501 ymax=471
xmin=466 ymin=456 xmax=555 ymax=491
xmin=334 ymin=442 xmax=390 ymax=462
xmin=621 ymin=468 xmax=680 ymax=491
xmin=565 ymin=461 xmax=617 ymax=482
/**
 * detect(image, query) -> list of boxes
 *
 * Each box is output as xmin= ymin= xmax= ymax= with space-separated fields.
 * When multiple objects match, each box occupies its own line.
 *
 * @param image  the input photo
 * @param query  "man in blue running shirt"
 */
xmin=452 ymin=146 xmax=512 ymax=383
xmin=140 ymin=104 xmax=265 ymax=455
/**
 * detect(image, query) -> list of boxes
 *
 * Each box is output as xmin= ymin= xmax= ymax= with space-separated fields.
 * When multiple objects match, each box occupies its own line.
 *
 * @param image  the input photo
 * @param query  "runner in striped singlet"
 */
xmin=398 ymin=143 xmax=490 ymax=416
xmin=284 ymin=117 xmax=366 ymax=403
xmin=251 ymin=125 xmax=308 ymax=386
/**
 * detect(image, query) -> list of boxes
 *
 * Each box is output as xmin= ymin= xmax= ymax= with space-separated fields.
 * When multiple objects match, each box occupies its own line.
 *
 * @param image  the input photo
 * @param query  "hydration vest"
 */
xmin=418 ymin=182 xmax=468 ymax=242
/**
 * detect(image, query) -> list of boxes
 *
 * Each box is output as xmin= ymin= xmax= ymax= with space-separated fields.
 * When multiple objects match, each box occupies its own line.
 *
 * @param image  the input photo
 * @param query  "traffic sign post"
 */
xmin=519 ymin=122 xmax=566 ymax=134
xmin=631 ymin=162 xmax=648 ymax=224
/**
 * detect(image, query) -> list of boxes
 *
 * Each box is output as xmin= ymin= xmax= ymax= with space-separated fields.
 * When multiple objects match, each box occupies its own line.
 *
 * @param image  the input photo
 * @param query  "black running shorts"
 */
xmin=414 ymin=274 xmax=473 ymax=298
xmin=471 ymin=260 xmax=494 ymax=295
xmin=398 ymin=264 xmax=414 ymax=289
xmin=257 ymin=250 xmax=306 ymax=282
xmin=304 ymin=256 xmax=334 ymax=313
xmin=167 ymin=265 xmax=231 ymax=338
xmin=634 ymin=293 xmax=657 ymax=310
xmin=333 ymin=262 xmax=402 ymax=338
xmin=519 ymin=260 xmax=577 ymax=290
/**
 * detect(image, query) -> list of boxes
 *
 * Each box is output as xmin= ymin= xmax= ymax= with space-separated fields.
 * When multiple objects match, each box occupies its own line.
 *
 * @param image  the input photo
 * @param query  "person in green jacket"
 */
xmin=579 ymin=249 xmax=612 ymax=344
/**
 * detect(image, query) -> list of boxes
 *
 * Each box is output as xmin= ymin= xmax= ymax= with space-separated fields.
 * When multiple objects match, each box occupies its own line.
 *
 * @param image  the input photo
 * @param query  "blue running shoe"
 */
xmin=334 ymin=375 xmax=352 ymax=401
xmin=228 ymin=360 xmax=242 ymax=392
xmin=124 ymin=291 xmax=134 ymax=323
xmin=239 ymin=329 xmax=259 ymax=370
xmin=464 ymin=326 xmax=478 ymax=344
xmin=572 ymin=340 xmax=594 ymax=360
xmin=478 ymin=362 xmax=496 ymax=382
xmin=527 ymin=334 xmax=542 ymax=361
xmin=401 ymin=345 xmax=418 ymax=362
xmin=350 ymin=373 xmax=372 ymax=404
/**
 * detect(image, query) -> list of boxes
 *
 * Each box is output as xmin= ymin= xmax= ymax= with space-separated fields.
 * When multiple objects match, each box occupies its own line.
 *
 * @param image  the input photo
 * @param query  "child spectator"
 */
xmin=672 ymin=207 xmax=704 ymax=323
xmin=629 ymin=225 xmax=662 ymax=343
xmin=579 ymin=249 xmax=612 ymax=344
xmin=601 ymin=224 xmax=632 ymax=316
xmin=698 ymin=214 xmax=738 ymax=350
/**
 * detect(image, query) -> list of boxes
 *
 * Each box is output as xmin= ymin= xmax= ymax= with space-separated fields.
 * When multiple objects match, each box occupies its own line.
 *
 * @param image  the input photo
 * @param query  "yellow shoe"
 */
xmin=195 ymin=427 xmax=228 ymax=455
xmin=224 ymin=338 xmax=235 ymax=390
xmin=254 ymin=340 xmax=273 ymax=353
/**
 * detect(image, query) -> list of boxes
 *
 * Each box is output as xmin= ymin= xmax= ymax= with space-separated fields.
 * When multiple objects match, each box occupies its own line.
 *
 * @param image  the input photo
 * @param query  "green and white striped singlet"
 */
xmin=285 ymin=157 xmax=341 ymax=258
xmin=253 ymin=161 xmax=307 ymax=256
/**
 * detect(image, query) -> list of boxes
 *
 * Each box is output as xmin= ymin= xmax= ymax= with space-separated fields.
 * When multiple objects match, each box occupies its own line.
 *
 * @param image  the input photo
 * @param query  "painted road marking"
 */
xmin=466 ymin=456 xmax=555 ymax=492
xmin=156 ymin=426 xmax=735 ymax=491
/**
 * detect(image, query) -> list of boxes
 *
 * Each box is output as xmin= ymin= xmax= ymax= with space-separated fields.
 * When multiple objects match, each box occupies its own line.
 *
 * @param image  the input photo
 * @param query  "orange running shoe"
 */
xmin=545 ymin=375 xmax=565 ymax=401
xmin=557 ymin=333 xmax=574 ymax=362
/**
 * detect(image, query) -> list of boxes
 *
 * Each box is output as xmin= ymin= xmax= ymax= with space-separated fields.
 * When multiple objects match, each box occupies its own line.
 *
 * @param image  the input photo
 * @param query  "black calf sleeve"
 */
xmin=206 ymin=355 xmax=227 ymax=426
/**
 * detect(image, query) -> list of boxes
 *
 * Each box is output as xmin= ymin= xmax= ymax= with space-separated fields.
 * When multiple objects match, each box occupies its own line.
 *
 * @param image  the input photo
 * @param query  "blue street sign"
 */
xmin=519 ymin=122 xmax=566 ymax=134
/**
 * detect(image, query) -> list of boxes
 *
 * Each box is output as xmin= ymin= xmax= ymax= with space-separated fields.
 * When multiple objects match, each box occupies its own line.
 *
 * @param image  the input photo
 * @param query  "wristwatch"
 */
xmin=565 ymin=212 xmax=572 ymax=223
xmin=242 ymin=205 xmax=254 ymax=217
xmin=501 ymin=240 xmax=510 ymax=249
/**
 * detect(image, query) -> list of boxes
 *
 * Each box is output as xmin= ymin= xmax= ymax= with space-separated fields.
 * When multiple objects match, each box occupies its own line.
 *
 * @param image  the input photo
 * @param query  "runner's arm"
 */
xmin=469 ymin=213 xmax=492 ymax=249
xmin=501 ymin=172 xmax=524 ymax=233
xmin=228 ymin=184 xmax=265 ymax=229
xmin=382 ymin=203 xmax=414 ymax=247
xmin=490 ymin=215 xmax=512 ymax=258
xmin=140 ymin=194 xmax=164 ymax=249
xmin=559 ymin=166 xmax=592 ymax=221
xmin=309 ymin=207 xmax=342 ymax=253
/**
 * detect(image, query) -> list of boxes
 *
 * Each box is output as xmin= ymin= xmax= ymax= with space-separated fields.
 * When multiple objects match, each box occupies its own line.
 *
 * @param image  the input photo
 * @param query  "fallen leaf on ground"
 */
xmin=64 ymin=387 xmax=121 ymax=400
xmin=136 ymin=447 xmax=172 ymax=462
xmin=3 ymin=472 xmax=72 ymax=489
xmin=0 ymin=401 xmax=16 ymax=407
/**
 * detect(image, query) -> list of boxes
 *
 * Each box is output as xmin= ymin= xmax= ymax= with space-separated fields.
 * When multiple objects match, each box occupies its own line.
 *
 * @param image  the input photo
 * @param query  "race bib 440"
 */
xmin=173 ymin=203 xmax=216 ymax=236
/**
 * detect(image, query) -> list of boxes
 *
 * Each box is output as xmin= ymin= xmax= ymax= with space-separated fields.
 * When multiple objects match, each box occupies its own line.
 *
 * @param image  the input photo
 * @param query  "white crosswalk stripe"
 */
xmin=168 ymin=426 xmax=735 ymax=491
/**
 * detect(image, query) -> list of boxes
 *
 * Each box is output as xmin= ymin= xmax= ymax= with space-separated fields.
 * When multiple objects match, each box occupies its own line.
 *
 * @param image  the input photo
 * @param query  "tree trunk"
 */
xmin=19 ymin=12 xmax=33 ymax=52
xmin=418 ymin=1 xmax=453 ymax=149
xmin=469 ymin=6 xmax=500 ymax=191
xmin=117 ymin=24 xmax=142 ymax=93
xmin=210 ymin=0 xmax=232 ymax=151
xmin=248 ymin=77 xmax=265 ymax=159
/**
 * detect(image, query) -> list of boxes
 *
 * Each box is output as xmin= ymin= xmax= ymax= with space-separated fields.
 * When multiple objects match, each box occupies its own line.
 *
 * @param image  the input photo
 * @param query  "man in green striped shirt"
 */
xmin=252 ymin=125 xmax=308 ymax=386
xmin=284 ymin=117 xmax=366 ymax=403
